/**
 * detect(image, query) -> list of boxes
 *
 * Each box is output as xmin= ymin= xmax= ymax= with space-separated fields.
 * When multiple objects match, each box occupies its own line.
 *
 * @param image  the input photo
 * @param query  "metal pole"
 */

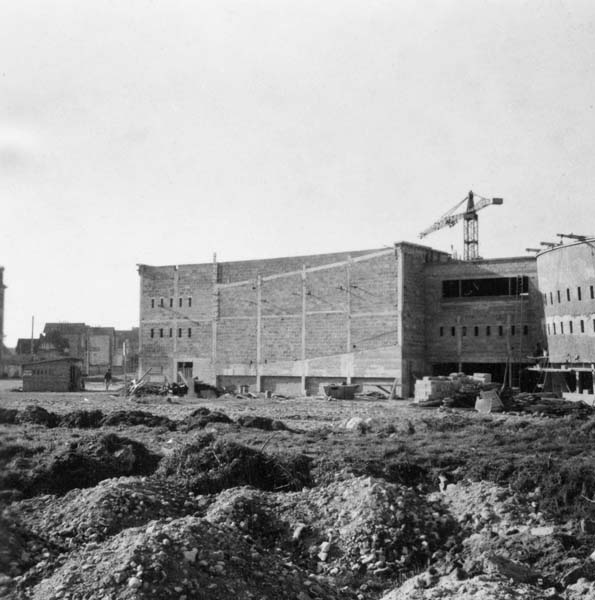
xmin=123 ymin=341 xmax=127 ymax=391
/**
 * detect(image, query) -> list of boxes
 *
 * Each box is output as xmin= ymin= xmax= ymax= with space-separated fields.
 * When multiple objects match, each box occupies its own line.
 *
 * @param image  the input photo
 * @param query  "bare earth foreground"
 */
xmin=2 ymin=381 xmax=595 ymax=599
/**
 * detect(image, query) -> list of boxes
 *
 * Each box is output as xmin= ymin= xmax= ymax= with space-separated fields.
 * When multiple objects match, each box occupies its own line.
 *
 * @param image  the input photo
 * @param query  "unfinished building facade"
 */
xmin=138 ymin=242 xmax=544 ymax=396
xmin=537 ymin=238 xmax=595 ymax=399
xmin=0 ymin=267 xmax=5 ymax=375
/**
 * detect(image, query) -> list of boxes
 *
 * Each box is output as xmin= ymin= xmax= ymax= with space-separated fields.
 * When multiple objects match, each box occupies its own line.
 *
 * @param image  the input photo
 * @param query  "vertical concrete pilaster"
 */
xmin=172 ymin=266 xmax=179 ymax=381
xmin=395 ymin=246 xmax=405 ymax=397
xmin=346 ymin=257 xmax=352 ymax=383
xmin=301 ymin=265 xmax=307 ymax=394
xmin=137 ymin=265 xmax=144 ymax=377
xmin=256 ymin=274 xmax=262 ymax=392
xmin=456 ymin=315 xmax=462 ymax=372
xmin=212 ymin=254 xmax=219 ymax=385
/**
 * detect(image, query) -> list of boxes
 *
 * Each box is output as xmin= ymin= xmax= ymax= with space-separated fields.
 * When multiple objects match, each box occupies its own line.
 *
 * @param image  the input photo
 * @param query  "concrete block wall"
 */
xmin=138 ymin=247 xmax=405 ymax=387
xmin=424 ymin=257 xmax=543 ymax=367
xmin=537 ymin=240 xmax=595 ymax=363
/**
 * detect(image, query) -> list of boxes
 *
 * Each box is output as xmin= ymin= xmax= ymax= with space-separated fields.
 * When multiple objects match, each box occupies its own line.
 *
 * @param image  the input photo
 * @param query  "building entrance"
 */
xmin=177 ymin=361 xmax=193 ymax=381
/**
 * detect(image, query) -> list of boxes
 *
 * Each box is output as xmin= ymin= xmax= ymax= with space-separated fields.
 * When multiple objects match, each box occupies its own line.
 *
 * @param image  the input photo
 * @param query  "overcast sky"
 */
xmin=2 ymin=0 xmax=595 ymax=346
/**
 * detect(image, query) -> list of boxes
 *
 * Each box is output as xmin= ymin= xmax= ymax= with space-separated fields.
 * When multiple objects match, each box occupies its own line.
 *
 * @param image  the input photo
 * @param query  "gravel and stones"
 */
xmin=25 ymin=516 xmax=349 ymax=600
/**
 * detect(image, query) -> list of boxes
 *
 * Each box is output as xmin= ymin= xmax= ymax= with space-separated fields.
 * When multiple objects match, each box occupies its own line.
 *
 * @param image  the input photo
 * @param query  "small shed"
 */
xmin=22 ymin=357 xmax=84 ymax=392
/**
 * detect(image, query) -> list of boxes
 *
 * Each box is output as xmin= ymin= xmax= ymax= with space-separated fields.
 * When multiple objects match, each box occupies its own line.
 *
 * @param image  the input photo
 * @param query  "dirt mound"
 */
xmin=275 ymin=476 xmax=456 ymax=584
xmin=12 ymin=433 xmax=161 ymax=497
xmin=0 ymin=408 xmax=19 ymax=424
xmin=433 ymin=480 xmax=592 ymax=585
xmin=180 ymin=407 xmax=234 ymax=430
xmin=237 ymin=415 xmax=291 ymax=431
xmin=58 ymin=410 xmax=104 ymax=428
xmin=0 ymin=515 xmax=63 ymax=582
xmin=379 ymin=571 xmax=550 ymax=600
xmin=99 ymin=410 xmax=177 ymax=430
xmin=17 ymin=405 xmax=59 ymax=428
xmin=28 ymin=516 xmax=347 ymax=600
xmin=201 ymin=476 xmax=458 ymax=590
xmin=4 ymin=477 xmax=211 ymax=550
xmin=157 ymin=433 xmax=311 ymax=494
xmin=205 ymin=486 xmax=286 ymax=542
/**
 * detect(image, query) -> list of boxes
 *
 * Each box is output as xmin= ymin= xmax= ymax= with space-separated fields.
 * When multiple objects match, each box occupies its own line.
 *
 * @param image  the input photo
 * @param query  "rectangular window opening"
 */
xmin=151 ymin=299 xmax=155 ymax=308
xmin=442 ymin=276 xmax=529 ymax=299
xmin=553 ymin=323 xmax=557 ymax=335
xmin=462 ymin=326 xmax=467 ymax=337
xmin=150 ymin=328 xmax=154 ymax=338
xmin=523 ymin=325 xmax=528 ymax=335
xmin=159 ymin=328 xmax=163 ymax=338
xmin=178 ymin=328 xmax=182 ymax=338
xmin=569 ymin=321 xmax=573 ymax=334
xmin=566 ymin=288 xmax=571 ymax=301
xmin=188 ymin=328 xmax=192 ymax=337
xmin=557 ymin=290 xmax=561 ymax=303
xmin=591 ymin=285 xmax=594 ymax=300
xmin=550 ymin=292 xmax=553 ymax=305
xmin=439 ymin=326 xmax=444 ymax=337
xmin=179 ymin=298 xmax=183 ymax=308
xmin=169 ymin=328 xmax=173 ymax=337
xmin=580 ymin=320 xmax=585 ymax=333
xmin=498 ymin=325 xmax=503 ymax=336
xmin=169 ymin=298 xmax=173 ymax=307
xmin=561 ymin=322 xmax=564 ymax=334
xmin=511 ymin=325 xmax=516 ymax=336
xmin=451 ymin=326 xmax=456 ymax=336
xmin=474 ymin=326 xmax=479 ymax=336
xmin=188 ymin=297 xmax=192 ymax=307
xmin=160 ymin=298 xmax=164 ymax=307
xmin=486 ymin=325 xmax=491 ymax=336
xmin=578 ymin=287 xmax=582 ymax=301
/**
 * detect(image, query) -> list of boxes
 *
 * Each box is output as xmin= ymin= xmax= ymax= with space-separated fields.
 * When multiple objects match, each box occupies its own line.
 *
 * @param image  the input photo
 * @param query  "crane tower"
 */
xmin=419 ymin=190 xmax=503 ymax=260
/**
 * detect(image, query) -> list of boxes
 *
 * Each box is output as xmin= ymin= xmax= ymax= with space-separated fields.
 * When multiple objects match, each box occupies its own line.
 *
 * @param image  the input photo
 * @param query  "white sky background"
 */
xmin=2 ymin=0 xmax=595 ymax=346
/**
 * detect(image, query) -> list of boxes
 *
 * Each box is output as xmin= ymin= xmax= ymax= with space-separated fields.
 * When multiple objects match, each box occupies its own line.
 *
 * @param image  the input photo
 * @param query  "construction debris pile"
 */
xmin=414 ymin=373 xmax=595 ymax=418
xmin=378 ymin=480 xmax=595 ymax=599
xmin=3 ymin=396 xmax=595 ymax=599
xmin=414 ymin=373 xmax=502 ymax=409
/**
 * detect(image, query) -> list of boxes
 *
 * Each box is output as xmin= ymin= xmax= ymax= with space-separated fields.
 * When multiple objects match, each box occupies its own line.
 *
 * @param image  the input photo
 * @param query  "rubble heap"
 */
xmin=27 ymin=516 xmax=347 ymax=600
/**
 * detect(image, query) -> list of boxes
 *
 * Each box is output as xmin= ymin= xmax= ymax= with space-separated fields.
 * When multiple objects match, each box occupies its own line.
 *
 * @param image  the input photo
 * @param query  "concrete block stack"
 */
xmin=414 ymin=376 xmax=453 ymax=403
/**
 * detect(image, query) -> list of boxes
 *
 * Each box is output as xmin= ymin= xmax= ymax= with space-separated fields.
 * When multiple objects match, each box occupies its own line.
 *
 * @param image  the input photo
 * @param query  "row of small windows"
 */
xmin=150 ymin=297 xmax=192 ymax=308
xmin=544 ymin=285 xmax=595 ymax=305
xmin=30 ymin=368 xmax=54 ymax=376
xmin=547 ymin=319 xmax=595 ymax=335
xmin=150 ymin=328 xmax=192 ymax=338
xmin=440 ymin=325 xmax=529 ymax=337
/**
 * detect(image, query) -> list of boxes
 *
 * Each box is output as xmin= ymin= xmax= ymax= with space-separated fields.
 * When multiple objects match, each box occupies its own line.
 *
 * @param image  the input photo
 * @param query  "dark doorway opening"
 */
xmin=177 ymin=362 xmax=193 ymax=381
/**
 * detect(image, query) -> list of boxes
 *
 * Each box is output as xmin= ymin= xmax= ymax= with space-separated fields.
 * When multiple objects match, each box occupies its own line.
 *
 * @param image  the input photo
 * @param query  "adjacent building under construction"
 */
xmin=138 ymin=242 xmax=544 ymax=396
xmin=536 ymin=236 xmax=595 ymax=400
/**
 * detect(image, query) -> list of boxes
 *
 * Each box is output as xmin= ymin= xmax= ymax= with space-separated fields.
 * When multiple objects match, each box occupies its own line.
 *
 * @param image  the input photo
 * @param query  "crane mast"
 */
xmin=419 ymin=190 xmax=503 ymax=260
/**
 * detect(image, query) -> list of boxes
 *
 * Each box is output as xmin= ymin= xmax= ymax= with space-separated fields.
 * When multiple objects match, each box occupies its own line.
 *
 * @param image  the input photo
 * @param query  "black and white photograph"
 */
xmin=2 ymin=1 xmax=595 ymax=598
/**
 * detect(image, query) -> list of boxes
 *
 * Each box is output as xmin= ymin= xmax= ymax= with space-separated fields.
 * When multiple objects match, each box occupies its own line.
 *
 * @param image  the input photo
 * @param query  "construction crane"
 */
xmin=419 ymin=190 xmax=503 ymax=260
xmin=556 ymin=233 xmax=594 ymax=243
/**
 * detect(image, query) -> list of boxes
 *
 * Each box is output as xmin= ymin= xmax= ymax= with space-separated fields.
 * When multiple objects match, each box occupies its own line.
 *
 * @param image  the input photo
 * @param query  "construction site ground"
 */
xmin=2 ymin=379 xmax=595 ymax=599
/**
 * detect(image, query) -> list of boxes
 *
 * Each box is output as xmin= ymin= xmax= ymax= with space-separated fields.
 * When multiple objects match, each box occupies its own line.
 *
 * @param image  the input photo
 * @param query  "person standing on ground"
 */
xmin=104 ymin=368 xmax=112 ymax=391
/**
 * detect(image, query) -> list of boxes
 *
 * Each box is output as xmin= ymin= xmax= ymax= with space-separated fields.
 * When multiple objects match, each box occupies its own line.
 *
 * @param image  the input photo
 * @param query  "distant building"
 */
xmin=12 ymin=323 xmax=138 ymax=377
xmin=114 ymin=328 xmax=139 ymax=374
xmin=43 ymin=323 xmax=88 ymax=358
xmin=138 ymin=243 xmax=544 ymax=396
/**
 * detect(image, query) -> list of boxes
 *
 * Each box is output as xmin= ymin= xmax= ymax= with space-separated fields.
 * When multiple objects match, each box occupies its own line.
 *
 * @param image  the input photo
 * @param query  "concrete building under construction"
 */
xmin=138 ymin=242 xmax=544 ymax=396
xmin=536 ymin=237 xmax=595 ymax=400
